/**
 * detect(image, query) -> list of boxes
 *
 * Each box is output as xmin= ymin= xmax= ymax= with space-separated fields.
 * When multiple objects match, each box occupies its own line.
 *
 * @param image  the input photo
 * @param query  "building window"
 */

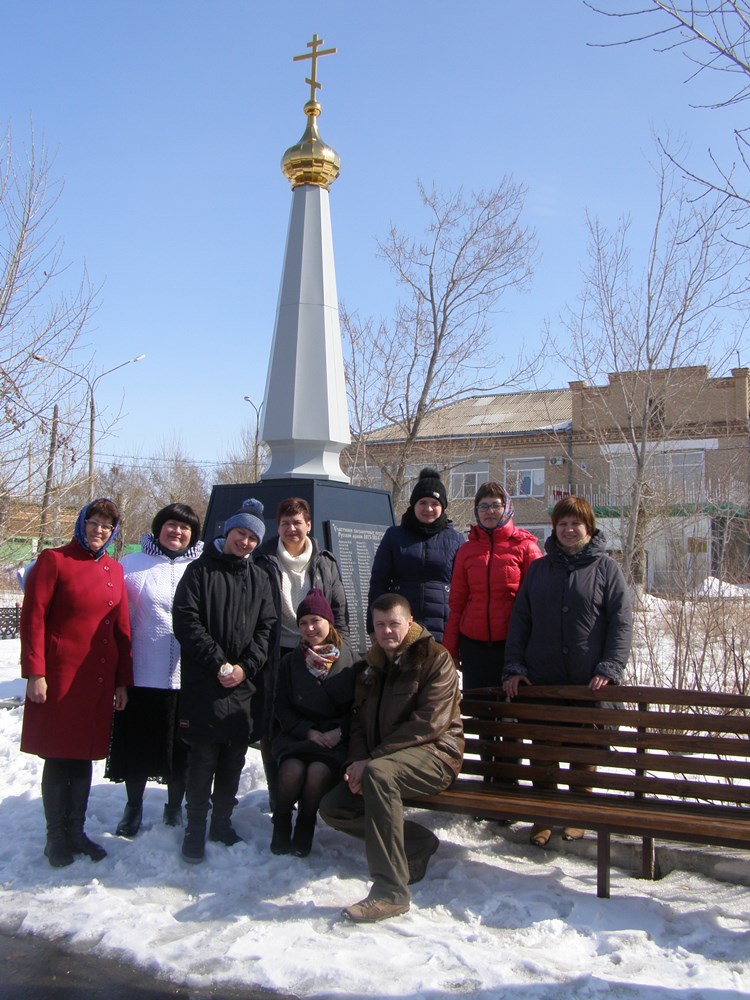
xmin=449 ymin=461 xmax=489 ymax=500
xmin=525 ymin=525 xmax=549 ymax=547
xmin=505 ymin=457 xmax=545 ymax=498
xmin=609 ymin=449 xmax=705 ymax=502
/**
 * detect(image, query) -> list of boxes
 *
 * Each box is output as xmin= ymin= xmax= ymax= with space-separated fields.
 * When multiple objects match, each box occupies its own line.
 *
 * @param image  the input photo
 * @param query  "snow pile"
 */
xmin=695 ymin=577 xmax=750 ymax=600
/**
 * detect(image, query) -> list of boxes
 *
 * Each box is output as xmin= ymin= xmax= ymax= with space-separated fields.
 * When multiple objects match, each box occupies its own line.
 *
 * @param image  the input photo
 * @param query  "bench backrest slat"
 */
xmin=466 ymin=703 xmax=750 ymax=737
xmin=469 ymin=735 xmax=750 ymax=774
xmin=460 ymin=757 xmax=750 ymax=805
xmin=464 ymin=685 xmax=750 ymax=710
xmin=470 ymin=723 xmax=750 ymax=757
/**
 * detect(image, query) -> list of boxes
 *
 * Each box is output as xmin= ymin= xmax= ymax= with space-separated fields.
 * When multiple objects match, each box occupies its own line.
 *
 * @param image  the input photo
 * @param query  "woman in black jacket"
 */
xmin=270 ymin=589 xmax=354 ymax=858
xmin=502 ymin=495 xmax=633 ymax=847
xmin=255 ymin=497 xmax=350 ymax=809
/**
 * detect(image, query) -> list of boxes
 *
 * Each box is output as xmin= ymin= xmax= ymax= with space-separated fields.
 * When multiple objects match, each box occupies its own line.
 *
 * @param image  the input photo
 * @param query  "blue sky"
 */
xmin=2 ymin=1 xmax=742 ymax=470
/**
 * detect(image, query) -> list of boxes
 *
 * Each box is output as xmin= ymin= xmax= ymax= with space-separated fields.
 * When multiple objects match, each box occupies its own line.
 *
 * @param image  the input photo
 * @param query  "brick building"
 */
xmin=347 ymin=367 xmax=750 ymax=593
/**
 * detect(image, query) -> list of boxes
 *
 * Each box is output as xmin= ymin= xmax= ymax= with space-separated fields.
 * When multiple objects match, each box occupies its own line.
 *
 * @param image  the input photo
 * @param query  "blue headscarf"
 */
xmin=73 ymin=498 xmax=120 ymax=560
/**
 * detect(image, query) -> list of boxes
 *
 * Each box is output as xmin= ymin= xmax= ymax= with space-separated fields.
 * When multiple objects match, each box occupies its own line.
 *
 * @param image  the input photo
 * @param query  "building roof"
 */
xmin=367 ymin=388 xmax=572 ymax=443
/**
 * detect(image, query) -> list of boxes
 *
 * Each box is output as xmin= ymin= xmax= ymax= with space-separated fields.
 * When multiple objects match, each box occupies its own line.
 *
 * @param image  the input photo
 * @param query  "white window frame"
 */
xmin=524 ymin=524 xmax=549 ymax=546
xmin=608 ymin=448 xmax=706 ymax=500
xmin=505 ymin=456 xmax=545 ymax=499
xmin=449 ymin=460 xmax=490 ymax=500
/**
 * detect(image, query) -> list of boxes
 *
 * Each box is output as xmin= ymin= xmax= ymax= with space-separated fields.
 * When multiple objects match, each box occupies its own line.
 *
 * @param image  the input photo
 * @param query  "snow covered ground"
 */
xmin=0 ymin=637 xmax=747 ymax=999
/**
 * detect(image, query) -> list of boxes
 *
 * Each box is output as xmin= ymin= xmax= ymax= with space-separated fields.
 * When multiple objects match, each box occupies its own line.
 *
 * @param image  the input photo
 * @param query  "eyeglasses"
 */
xmin=477 ymin=503 xmax=504 ymax=513
xmin=86 ymin=519 xmax=114 ymax=535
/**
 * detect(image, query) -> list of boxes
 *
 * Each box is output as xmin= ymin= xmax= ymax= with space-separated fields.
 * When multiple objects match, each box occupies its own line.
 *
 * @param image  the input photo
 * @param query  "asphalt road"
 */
xmin=0 ymin=930 xmax=298 ymax=1000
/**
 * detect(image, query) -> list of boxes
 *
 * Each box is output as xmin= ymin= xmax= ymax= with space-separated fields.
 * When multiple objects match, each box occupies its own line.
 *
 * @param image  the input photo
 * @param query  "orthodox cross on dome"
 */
xmin=293 ymin=33 xmax=336 ymax=104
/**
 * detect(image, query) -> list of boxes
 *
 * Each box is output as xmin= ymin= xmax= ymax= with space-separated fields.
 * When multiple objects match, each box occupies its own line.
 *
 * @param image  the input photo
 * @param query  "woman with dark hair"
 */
xmin=20 ymin=498 xmax=133 ymax=867
xmin=366 ymin=468 xmax=464 ymax=643
xmin=106 ymin=502 xmax=203 ymax=837
xmin=503 ymin=496 xmax=633 ymax=846
xmin=270 ymin=589 xmax=354 ymax=858
xmin=443 ymin=482 xmax=542 ymax=689
xmin=255 ymin=497 xmax=350 ymax=808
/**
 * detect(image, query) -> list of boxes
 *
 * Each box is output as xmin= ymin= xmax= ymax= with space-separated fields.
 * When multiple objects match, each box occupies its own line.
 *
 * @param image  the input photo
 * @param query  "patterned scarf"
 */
xmin=303 ymin=642 xmax=341 ymax=679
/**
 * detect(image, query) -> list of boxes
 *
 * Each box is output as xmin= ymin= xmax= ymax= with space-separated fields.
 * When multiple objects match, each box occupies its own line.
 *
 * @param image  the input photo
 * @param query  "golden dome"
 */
xmin=281 ymin=100 xmax=340 ymax=190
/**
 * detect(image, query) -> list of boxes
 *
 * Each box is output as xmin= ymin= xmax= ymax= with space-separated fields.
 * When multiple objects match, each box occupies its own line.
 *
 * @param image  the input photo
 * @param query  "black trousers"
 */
xmin=183 ymin=740 xmax=247 ymax=828
xmin=458 ymin=636 xmax=506 ymax=691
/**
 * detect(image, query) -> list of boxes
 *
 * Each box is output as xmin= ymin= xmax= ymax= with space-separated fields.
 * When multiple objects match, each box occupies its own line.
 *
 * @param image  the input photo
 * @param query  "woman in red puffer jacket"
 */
xmin=443 ymin=482 xmax=541 ymax=690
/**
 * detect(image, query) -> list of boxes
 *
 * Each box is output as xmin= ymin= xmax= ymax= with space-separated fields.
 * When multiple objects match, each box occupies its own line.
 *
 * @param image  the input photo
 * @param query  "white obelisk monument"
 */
xmin=260 ymin=34 xmax=350 ymax=482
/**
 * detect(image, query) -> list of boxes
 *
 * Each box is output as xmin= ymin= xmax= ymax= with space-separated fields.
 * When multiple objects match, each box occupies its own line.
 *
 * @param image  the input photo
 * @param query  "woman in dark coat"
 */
xmin=20 ymin=498 xmax=133 ymax=867
xmin=254 ymin=497 xmax=350 ymax=807
xmin=367 ymin=468 xmax=464 ymax=643
xmin=502 ymin=495 xmax=633 ymax=846
xmin=270 ymin=589 xmax=354 ymax=858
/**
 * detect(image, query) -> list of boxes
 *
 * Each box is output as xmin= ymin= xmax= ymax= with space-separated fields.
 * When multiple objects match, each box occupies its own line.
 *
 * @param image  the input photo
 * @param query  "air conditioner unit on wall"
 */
xmin=549 ymin=456 xmax=565 ymax=467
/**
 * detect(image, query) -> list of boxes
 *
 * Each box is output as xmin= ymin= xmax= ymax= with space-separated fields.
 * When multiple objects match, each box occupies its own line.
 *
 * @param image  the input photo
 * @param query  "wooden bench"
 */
xmin=410 ymin=685 xmax=750 ymax=898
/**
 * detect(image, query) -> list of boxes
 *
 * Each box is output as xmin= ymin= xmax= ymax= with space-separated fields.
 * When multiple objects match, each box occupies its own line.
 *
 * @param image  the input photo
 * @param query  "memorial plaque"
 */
xmin=327 ymin=520 xmax=389 ymax=656
xmin=204 ymin=480 xmax=395 ymax=656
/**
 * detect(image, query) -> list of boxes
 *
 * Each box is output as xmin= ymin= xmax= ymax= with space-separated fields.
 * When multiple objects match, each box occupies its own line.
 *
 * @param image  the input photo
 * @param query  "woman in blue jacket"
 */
xmin=367 ymin=468 xmax=464 ymax=643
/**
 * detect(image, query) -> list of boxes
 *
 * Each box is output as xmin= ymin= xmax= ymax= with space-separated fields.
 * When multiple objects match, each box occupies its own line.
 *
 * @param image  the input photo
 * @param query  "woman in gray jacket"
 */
xmin=502 ymin=495 xmax=633 ymax=847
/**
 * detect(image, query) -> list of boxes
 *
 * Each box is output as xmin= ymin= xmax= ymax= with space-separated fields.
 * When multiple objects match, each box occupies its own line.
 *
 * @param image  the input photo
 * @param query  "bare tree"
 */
xmin=214 ymin=423 xmax=269 ymax=485
xmin=341 ymin=307 xmax=388 ymax=487
xmin=0 ymin=125 xmax=95 ymax=506
xmin=344 ymin=180 xmax=539 ymax=505
xmin=562 ymin=152 xmax=749 ymax=590
xmin=95 ymin=441 xmax=210 ymax=548
xmin=588 ymin=2 xmax=750 ymax=229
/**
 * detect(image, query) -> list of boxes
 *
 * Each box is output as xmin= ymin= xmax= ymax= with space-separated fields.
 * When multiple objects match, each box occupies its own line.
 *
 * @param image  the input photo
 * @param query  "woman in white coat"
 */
xmin=106 ymin=503 xmax=203 ymax=836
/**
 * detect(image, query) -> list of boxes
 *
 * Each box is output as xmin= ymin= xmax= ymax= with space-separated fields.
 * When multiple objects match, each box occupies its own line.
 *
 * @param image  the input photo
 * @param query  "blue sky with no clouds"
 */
xmin=1 ymin=1 xmax=742 ymax=469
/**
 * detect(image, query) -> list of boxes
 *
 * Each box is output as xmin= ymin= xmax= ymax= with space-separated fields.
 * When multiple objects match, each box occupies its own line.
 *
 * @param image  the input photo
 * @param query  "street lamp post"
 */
xmin=32 ymin=353 xmax=146 ymax=498
xmin=243 ymin=395 xmax=264 ymax=482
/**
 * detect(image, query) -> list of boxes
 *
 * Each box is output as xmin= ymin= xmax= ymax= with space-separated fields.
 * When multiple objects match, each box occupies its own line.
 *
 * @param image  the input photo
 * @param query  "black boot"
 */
xmin=115 ymin=802 xmax=143 ymax=838
xmin=270 ymin=813 xmax=292 ymax=855
xmin=67 ymin=765 xmax=106 ymax=862
xmin=181 ymin=812 xmax=207 ymax=864
xmin=41 ymin=779 xmax=74 ymax=868
xmin=164 ymin=778 xmax=185 ymax=827
xmin=208 ymin=813 xmax=243 ymax=846
xmin=163 ymin=803 xmax=183 ymax=827
xmin=291 ymin=812 xmax=316 ymax=858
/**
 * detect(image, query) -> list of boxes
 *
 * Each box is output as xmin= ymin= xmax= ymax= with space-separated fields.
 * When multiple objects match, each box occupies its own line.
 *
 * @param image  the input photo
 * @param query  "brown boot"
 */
xmin=529 ymin=824 xmax=553 ymax=847
xmin=562 ymin=827 xmax=585 ymax=841
xmin=343 ymin=898 xmax=410 ymax=923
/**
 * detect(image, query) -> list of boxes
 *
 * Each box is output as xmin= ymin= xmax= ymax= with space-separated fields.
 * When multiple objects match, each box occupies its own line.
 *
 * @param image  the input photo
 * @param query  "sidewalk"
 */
xmin=0 ymin=930 xmax=298 ymax=1000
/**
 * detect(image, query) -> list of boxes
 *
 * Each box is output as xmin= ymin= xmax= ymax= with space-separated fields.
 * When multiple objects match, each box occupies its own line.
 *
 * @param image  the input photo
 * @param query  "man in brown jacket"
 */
xmin=319 ymin=593 xmax=464 ymax=923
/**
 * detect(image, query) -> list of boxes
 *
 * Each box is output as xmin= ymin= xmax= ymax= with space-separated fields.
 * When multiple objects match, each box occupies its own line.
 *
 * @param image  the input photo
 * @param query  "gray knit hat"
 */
xmin=223 ymin=498 xmax=266 ymax=542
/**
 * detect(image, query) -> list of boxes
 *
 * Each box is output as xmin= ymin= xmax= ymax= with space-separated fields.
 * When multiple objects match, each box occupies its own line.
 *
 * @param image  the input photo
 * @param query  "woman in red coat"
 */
xmin=21 ymin=498 xmax=133 ymax=868
xmin=443 ymin=482 xmax=541 ymax=690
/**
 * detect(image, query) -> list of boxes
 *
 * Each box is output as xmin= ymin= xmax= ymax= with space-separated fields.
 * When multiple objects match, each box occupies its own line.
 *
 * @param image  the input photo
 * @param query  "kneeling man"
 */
xmin=320 ymin=593 xmax=464 ymax=922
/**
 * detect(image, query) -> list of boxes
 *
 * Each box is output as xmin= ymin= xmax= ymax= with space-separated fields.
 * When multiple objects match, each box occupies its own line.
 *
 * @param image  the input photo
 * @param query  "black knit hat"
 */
xmin=409 ymin=467 xmax=447 ymax=509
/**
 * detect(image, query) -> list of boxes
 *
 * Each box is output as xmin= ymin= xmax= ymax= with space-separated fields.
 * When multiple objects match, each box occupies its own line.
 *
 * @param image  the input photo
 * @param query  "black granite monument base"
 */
xmin=203 ymin=479 xmax=395 ymax=654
